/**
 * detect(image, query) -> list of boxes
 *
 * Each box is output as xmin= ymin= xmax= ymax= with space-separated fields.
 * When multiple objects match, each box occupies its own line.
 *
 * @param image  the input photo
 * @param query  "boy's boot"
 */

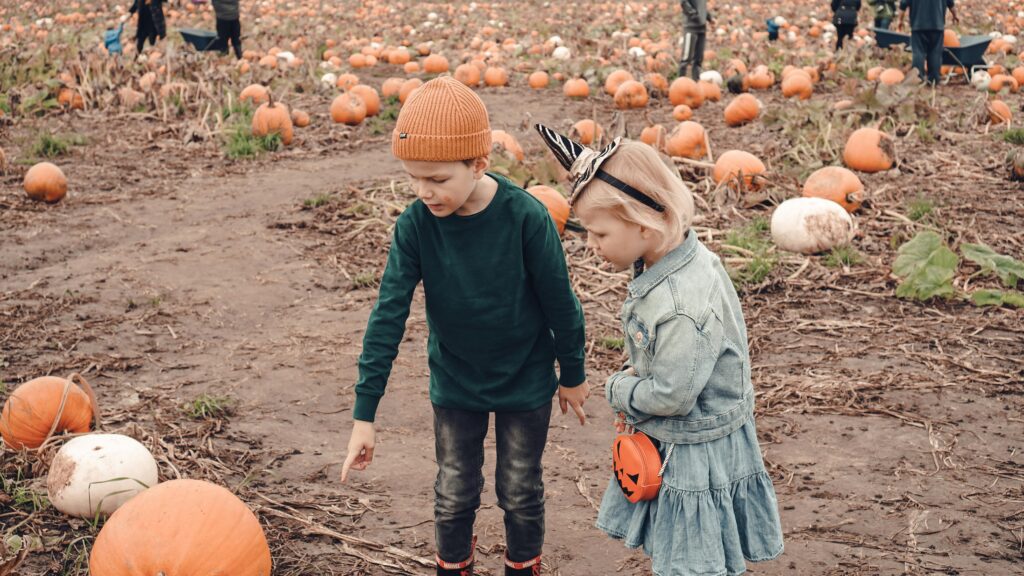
xmin=436 ymin=536 xmax=476 ymax=576
xmin=504 ymin=553 xmax=542 ymax=576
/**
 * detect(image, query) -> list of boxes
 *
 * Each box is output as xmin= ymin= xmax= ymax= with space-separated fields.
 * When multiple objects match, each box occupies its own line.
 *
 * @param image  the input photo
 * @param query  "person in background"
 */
xmin=679 ymin=0 xmax=713 ymax=80
xmin=212 ymin=0 xmax=243 ymax=59
xmin=767 ymin=16 xmax=784 ymax=41
xmin=832 ymin=0 xmax=862 ymax=50
xmin=127 ymin=0 xmax=166 ymax=55
xmin=897 ymin=0 xmax=960 ymax=85
xmin=869 ymin=0 xmax=898 ymax=29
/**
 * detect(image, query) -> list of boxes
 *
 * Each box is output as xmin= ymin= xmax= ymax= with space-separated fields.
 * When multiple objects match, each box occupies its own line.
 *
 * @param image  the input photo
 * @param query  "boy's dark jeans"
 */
xmin=215 ymin=17 xmax=243 ymax=59
xmin=433 ymin=402 xmax=552 ymax=565
xmin=911 ymin=30 xmax=944 ymax=84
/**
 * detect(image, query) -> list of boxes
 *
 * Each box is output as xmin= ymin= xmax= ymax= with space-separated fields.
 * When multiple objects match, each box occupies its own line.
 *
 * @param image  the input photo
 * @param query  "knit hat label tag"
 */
xmin=399 ymin=132 xmax=409 ymax=139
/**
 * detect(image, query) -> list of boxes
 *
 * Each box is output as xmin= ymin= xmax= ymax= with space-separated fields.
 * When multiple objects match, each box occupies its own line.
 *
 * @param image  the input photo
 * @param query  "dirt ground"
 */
xmin=2 ymin=80 xmax=1023 ymax=576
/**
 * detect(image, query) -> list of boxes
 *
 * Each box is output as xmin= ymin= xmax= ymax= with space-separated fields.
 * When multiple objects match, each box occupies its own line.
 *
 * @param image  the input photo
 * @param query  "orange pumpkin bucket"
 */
xmin=612 ymin=431 xmax=663 ymax=503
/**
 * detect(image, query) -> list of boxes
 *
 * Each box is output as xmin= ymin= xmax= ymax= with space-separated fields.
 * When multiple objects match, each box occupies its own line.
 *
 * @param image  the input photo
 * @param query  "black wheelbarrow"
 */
xmin=179 ymin=27 xmax=223 ymax=51
xmin=872 ymin=27 xmax=992 ymax=79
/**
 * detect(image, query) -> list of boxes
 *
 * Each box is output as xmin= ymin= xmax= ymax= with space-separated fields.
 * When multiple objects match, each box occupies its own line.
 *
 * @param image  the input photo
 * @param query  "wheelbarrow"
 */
xmin=872 ymin=27 xmax=992 ymax=78
xmin=179 ymin=27 xmax=224 ymax=51
xmin=104 ymin=22 xmax=125 ymax=54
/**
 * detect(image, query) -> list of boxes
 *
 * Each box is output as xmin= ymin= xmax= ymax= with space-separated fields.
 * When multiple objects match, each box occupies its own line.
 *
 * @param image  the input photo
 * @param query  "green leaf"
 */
xmin=892 ymin=231 xmax=958 ymax=301
xmin=960 ymin=242 xmax=1024 ymax=289
xmin=1005 ymin=292 xmax=1024 ymax=308
xmin=970 ymin=289 xmax=1024 ymax=308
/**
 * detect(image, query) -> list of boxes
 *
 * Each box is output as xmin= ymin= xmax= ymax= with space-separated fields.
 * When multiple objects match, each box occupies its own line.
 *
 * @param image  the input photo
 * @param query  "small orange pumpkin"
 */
xmin=712 ymin=150 xmax=767 ymax=191
xmin=664 ymin=121 xmax=707 ymax=159
xmin=251 ymin=94 xmax=293 ymax=145
xmin=563 ymin=78 xmax=590 ymax=99
xmin=330 ymin=92 xmax=367 ymax=125
xmin=668 ymin=77 xmax=704 ymax=108
xmin=613 ymin=80 xmax=649 ymax=109
xmin=988 ymin=99 xmax=1012 ymax=124
xmin=1 ymin=374 xmax=96 ymax=450
xmin=528 ymin=71 xmax=550 ymax=89
xmin=640 ymin=124 xmax=667 ymax=151
xmin=672 ymin=104 xmax=693 ymax=121
xmin=483 ymin=66 xmax=509 ymax=87
xmin=491 ymin=130 xmax=525 ymax=162
xmin=290 ymin=109 xmax=310 ymax=128
xmin=604 ymin=69 xmax=635 ymax=96
xmin=878 ymin=68 xmax=905 ymax=85
xmin=381 ymin=77 xmax=405 ymax=99
xmin=349 ymin=85 xmax=381 ymax=117
xmin=781 ymin=71 xmax=813 ymax=99
xmin=398 ymin=78 xmax=424 ymax=104
xmin=23 ymin=162 xmax=68 ymax=203
xmin=724 ymin=94 xmax=761 ymax=127
xmin=422 ymin=54 xmax=450 ymax=74
xmin=239 ymin=84 xmax=269 ymax=105
xmin=526 ymin=185 xmax=570 ymax=235
xmin=570 ymin=119 xmax=602 ymax=146
xmin=843 ymin=128 xmax=894 ymax=173
xmin=454 ymin=63 xmax=481 ymax=87
xmin=802 ymin=166 xmax=864 ymax=212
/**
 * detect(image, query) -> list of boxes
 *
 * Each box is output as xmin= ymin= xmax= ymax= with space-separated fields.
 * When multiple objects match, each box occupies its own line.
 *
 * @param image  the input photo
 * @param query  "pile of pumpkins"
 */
xmin=0 ymin=374 xmax=272 ymax=575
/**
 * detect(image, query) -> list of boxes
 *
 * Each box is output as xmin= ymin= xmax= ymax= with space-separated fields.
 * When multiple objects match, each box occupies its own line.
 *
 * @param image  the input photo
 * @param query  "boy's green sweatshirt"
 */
xmin=353 ymin=173 xmax=586 ymax=422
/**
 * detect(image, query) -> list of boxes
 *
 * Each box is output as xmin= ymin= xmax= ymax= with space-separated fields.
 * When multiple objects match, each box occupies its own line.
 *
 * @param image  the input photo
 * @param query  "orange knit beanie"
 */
xmin=392 ymin=76 xmax=492 ymax=162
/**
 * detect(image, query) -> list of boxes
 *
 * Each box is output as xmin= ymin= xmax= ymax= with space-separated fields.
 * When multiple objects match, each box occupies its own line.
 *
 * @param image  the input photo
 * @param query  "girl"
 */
xmin=127 ymin=0 xmax=166 ymax=55
xmin=537 ymin=126 xmax=785 ymax=576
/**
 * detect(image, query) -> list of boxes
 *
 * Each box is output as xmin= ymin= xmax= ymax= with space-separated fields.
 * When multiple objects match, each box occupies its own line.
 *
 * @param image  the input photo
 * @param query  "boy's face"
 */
xmin=576 ymin=204 xmax=649 ymax=271
xmin=402 ymin=158 xmax=487 ymax=218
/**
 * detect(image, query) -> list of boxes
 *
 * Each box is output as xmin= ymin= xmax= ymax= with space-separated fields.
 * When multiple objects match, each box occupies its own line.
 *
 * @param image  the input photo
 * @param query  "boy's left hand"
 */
xmin=558 ymin=380 xmax=590 ymax=426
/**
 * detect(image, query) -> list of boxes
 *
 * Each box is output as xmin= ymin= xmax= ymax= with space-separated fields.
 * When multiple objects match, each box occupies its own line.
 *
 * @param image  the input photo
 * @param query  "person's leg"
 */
xmin=910 ymin=31 xmax=927 ymax=80
xmin=215 ymin=18 xmax=230 ymax=54
xmin=678 ymin=27 xmax=696 ymax=78
xmin=231 ymin=19 xmax=243 ymax=59
xmin=433 ymin=405 xmax=489 ymax=574
xmin=494 ymin=402 xmax=552 ymax=574
xmin=927 ymin=30 xmax=944 ymax=84
xmin=690 ymin=30 xmax=706 ymax=81
xmin=135 ymin=34 xmax=146 ymax=54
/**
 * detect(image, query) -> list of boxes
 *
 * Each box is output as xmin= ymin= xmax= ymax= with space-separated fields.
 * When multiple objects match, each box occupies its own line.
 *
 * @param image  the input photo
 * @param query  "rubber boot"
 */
xmin=504 ymin=553 xmax=542 ymax=576
xmin=436 ymin=536 xmax=476 ymax=576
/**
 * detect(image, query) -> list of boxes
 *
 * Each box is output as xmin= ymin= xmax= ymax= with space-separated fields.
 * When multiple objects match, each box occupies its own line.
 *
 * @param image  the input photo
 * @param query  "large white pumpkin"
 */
xmin=770 ymin=197 xmax=855 ymax=254
xmin=47 ymin=434 xmax=159 ymax=518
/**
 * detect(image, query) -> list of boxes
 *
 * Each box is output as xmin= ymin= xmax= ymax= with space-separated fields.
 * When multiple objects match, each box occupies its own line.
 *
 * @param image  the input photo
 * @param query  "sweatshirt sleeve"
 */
xmin=523 ymin=212 xmax=587 ymax=388
xmin=352 ymin=212 xmax=422 ymax=422
xmin=606 ymin=315 xmax=720 ymax=419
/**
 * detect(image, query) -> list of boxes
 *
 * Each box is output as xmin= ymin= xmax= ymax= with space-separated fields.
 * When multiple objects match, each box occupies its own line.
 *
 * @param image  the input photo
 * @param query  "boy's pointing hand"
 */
xmin=558 ymin=381 xmax=590 ymax=426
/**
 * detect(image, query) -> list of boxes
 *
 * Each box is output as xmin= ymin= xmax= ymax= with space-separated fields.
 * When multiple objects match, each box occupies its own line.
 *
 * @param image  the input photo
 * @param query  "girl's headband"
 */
xmin=534 ymin=124 xmax=665 ymax=212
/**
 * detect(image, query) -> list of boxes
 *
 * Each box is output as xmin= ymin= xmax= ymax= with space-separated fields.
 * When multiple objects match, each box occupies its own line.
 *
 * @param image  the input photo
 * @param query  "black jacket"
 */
xmin=832 ymin=0 xmax=862 ymax=26
xmin=130 ymin=0 xmax=166 ymax=40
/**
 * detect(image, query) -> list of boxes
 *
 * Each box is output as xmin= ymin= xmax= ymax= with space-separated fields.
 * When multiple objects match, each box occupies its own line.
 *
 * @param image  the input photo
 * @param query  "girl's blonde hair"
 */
xmin=573 ymin=140 xmax=695 ymax=252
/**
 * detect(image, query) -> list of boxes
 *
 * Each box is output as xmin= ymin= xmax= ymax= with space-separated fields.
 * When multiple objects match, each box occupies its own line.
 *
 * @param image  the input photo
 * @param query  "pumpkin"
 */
xmin=613 ymin=80 xmax=649 ymax=109
xmin=570 ymin=119 xmax=603 ymax=146
xmin=802 ymin=166 xmax=864 ymax=212
xmin=454 ymin=63 xmax=481 ymax=87
xmin=526 ymin=185 xmax=570 ymax=235
xmin=672 ymin=105 xmax=694 ymax=121
xmin=878 ymin=68 xmax=905 ymax=85
xmin=404 ymin=61 xmax=421 ymax=74
xmin=781 ymin=70 xmax=813 ymax=99
xmin=0 ymin=375 xmax=95 ymax=450
xmin=866 ymin=66 xmax=884 ymax=81
xmin=1008 ymin=149 xmax=1024 ymax=181
xmin=89 ymin=479 xmax=272 ymax=576
xmin=612 ymin=432 xmax=662 ymax=503
xmin=23 ymin=161 xmax=68 ymax=203
xmin=239 ymin=84 xmax=269 ymax=105
xmin=747 ymin=65 xmax=775 ymax=90
xmin=943 ymin=29 xmax=960 ymax=47
xmin=563 ymin=78 xmax=590 ymax=98
xmin=330 ymin=92 xmax=367 ymax=125
xmin=724 ymin=94 xmax=761 ymax=127
xmin=422 ymin=54 xmax=449 ymax=74
xmin=604 ymin=69 xmax=635 ymax=96
xmin=58 ymin=87 xmax=85 ymax=110
xmin=483 ymin=66 xmax=509 ymax=87
xmin=988 ymin=74 xmax=1020 ymax=93
xmin=48 ymin=434 xmax=158 ymax=518
xmin=713 ymin=150 xmax=767 ymax=191
xmin=699 ymin=80 xmax=722 ymax=102
xmin=251 ymin=94 xmax=293 ymax=146
xmin=640 ymin=124 xmax=667 ymax=151
xmin=388 ymin=48 xmax=411 ymax=65
xmin=988 ymin=99 xmax=1012 ymax=124
xmin=290 ymin=109 xmax=310 ymax=128
xmin=770 ymin=197 xmax=855 ymax=254
xmin=645 ymin=73 xmax=669 ymax=95
xmin=668 ymin=77 xmax=704 ymax=108
xmin=398 ymin=78 xmax=424 ymax=104
xmin=726 ymin=73 xmax=749 ymax=94
xmin=527 ymin=71 xmax=550 ymax=89
xmin=664 ymin=121 xmax=707 ymax=159
xmin=491 ymin=130 xmax=525 ymax=161
xmin=349 ymin=85 xmax=380 ymax=117
xmin=381 ymin=78 xmax=404 ymax=99
xmin=843 ymin=128 xmax=894 ymax=173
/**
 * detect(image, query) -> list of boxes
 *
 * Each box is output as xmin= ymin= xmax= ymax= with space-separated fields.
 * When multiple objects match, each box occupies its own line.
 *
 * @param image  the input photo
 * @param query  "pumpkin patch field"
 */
xmin=1 ymin=0 xmax=1023 ymax=574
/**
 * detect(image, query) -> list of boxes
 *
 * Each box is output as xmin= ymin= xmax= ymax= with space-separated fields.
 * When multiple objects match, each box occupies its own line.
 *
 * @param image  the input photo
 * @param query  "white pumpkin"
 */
xmin=972 ymin=70 xmax=992 ymax=91
xmin=770 ymin=197 xmax=855 ymax=254
xmin=47 ymin=434 xmax=159 ymax=518
xmin=552 ymin=46 xmax=571 ymax=60
xmin=700 ymin=70 xmax=724 ymax=86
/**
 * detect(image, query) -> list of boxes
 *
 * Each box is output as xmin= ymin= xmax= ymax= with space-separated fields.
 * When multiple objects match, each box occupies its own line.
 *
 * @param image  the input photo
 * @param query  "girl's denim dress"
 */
xmin=596 ymin=231 xmax=784 ymax=576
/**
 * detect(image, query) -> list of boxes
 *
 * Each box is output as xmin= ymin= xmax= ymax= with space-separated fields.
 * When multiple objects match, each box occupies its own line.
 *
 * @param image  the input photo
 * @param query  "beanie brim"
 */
xmin=392 ymin=129 xmax=493 ymax=162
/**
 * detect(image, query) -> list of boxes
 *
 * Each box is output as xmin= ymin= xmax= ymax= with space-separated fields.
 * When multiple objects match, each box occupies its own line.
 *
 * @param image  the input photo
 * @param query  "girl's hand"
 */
xmin=341 ymin=420 xmax=376 ymax=482
xmin=614 ymin=412 xmax=628 ymax=433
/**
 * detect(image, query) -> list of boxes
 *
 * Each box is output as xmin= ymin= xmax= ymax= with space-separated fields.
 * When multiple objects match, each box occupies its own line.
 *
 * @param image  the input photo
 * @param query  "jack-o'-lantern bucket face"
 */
xmin=612 ymin=432 xmax=662 ymax=503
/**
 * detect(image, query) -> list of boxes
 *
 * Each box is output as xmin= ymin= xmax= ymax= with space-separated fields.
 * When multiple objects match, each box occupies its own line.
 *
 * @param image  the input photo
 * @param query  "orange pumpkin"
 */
xmin=781 ymin=71 xmax=813 ymax=99
xmin=335 ymin=73 xmax=360 ymax=90
xmin=802 ymin=166 xmax=864 ymax=212
xmin=613 ymin=80 xmax=649 ymax=109
xmin=23 ymin=162 xmax=68 ymax=203
xmin=612 ymin=432 xmax=662 ymax=503
xmin=454 ymin=63 xmax=481 ymax=87
xmin=747 ymin=65 xmax=775 ymax=90
xmin=672 ymin=104 xmax=693 ymax=121
xmin=330 ymin=92 xmax=367 ymax=125
xmin=89 ymin=479 xmax=272 ymax=576
xmin=712 ymin=150 xmax=767 ymax=191
xmin=422 ymin=54 xmax=449 ymax=74
xmin=1 ymin=375 xmax=95 ymax=450
xmin=398 ymin=78 xmax=424 ymax=104
xmin=528 ymin=71 xmax=550 ymax=89
xmin=604 ymin=69 xmax=635 ymax=96
xmin=843 ymin=128 xmax=894 ymax=173
xmin=251 ymin=95 xmax=293 ymax=145
xmin=878 ymin=68 xmax=905 ymax=85
xmin=665 ymin=121 xmax=707 ymax=159
xmin=699 ymin=80 xmax=722 ymax=102
xmin=724 ymin=94 xmax=761 ymax=127
xmin=640 ymin=124 xmax=667 ymax=151
xmin=239 ymin=84 xmax=269 ymax=105
xmin=668 ymin=77 xmax=704 ymax=108
xmin=988 ymin=99 xmax=1012 ymax=124
xmin=290 ymin=109 xmax=310 ymax=128
xmin=943 ymin=29 xmax=960 ymax=47
xmin=866 ymin=66 xmax=884 ymax=81
xmin=491 ymin=130 xmax=525 ymax=161
xmin=483 ymin=66 xmax=509 ymax=87
xmin=570 ymin=119 xmax=603 ymax=146
xmin=526 ymin=185 xmax=570 ymax=235
xmin=563 ymin=78 xmax=590 ymax=99
xmin=381 ymin=77 xmax=404 ymax=99
xmin=349 ymin=85 xmax=381 ymax=117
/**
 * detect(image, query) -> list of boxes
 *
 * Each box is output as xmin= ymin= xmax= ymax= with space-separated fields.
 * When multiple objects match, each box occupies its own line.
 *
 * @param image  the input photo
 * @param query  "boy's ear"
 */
xmin=472 ymin=156 xmax=490 ymax=178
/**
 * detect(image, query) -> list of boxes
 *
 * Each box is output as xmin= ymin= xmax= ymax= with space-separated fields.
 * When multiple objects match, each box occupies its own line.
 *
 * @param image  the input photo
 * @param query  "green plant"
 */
xmin=825 ymin=245 xmax=862 ymax=268
xmin=185 ymin=394 xmax=232 ymax=420
xmin=723 ymin=218 xmax=777 ymax=287
xmin=352 ymin=272 xmax=377 ymax=288
xmin=600 ymin=337 xmax=624 ymax=351
xmin=223 ymin=126 xmax=280 ymax=158
xmin=892 ymin=231 xmax=957 ymax=301
xmin=1 ymin=470 xmax=49 ymax=513
xmin=30 ymin=133 xmax=86 ymax=158
xmin=961 ymin=242 xmax=1024 ymax=288
xmin=303 ymin=193 xmax=333 ymax=208
xmin=1000 ymin=127 xmax=1024 ymax=145
xmin=905 ymin=196 xmax=934 ymax=221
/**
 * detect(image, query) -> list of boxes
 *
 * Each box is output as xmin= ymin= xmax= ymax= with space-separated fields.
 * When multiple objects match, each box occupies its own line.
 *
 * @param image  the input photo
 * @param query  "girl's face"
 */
xmin=402 ymin=158 xmax=487 ymax=217
xmin=576 ymin=205 xmax=652 ymax=271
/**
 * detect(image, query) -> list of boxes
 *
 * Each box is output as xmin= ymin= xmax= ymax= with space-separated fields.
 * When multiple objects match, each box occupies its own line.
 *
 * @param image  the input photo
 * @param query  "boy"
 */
xmin=680 ymin=0 xmax=713 ymax=80
xmin=340 ymin=76 xmax=590 ymax=576
xmin=212 ymin=0 xmax=242 ymax=59
xmin=897 ymin=0 xmax=960 ymax=84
